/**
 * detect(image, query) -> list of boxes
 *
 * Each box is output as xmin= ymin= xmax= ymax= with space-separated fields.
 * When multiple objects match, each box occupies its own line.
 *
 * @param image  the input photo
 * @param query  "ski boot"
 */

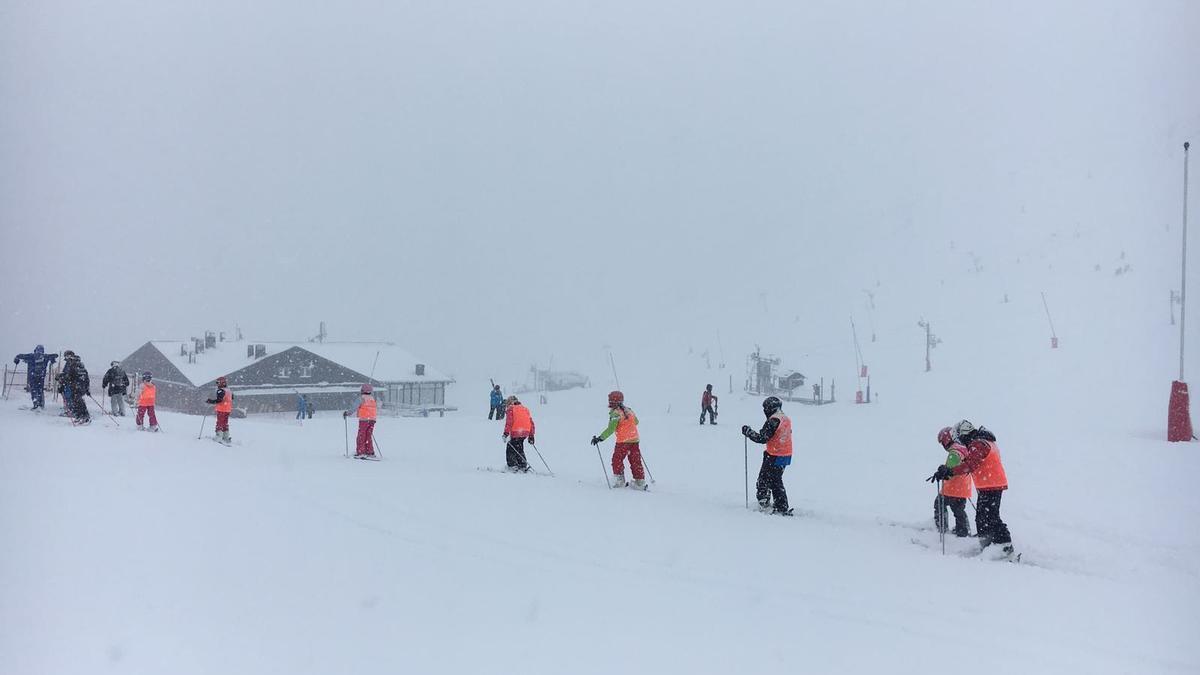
xmin=757 ymin=499 xmax=772 ymax=512
xmin=612 ymin=474 xmax=626 ymax=488
xmin=632 ymin=478 xmax=648 ymax=491
xmin=137 ymin=425 xmax=145 ymax=431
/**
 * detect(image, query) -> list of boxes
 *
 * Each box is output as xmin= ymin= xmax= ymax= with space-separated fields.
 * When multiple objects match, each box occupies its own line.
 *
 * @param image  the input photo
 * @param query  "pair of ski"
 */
xmin=476 ymin=465 xmax=548 ymax=477
xmin=347 ymin=453 xmax=380 ymax=461
xmin=909 ymin=535 xmax=1023 ymax=564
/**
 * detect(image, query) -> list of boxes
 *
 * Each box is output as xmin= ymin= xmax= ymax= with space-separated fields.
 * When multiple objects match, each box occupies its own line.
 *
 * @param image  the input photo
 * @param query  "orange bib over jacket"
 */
xmin=215 ymin=388 xmax=233 ymax=414
xmin=357 ymin=396 xmax=377 ymax=421
xmin=138 ymin=382 xmax=156 ymax=406
xmin=507 ymin=404 xmax=533 ymax=437
xmin=970 ymin=440 xmax=1008 ymax=491
xmin=615 ymin=407 xmax=639 ymax=443
xmin=941 ymin=444 xmax=974 ymax=499
xmin=766 ymin=413 xmax=793 ymax=457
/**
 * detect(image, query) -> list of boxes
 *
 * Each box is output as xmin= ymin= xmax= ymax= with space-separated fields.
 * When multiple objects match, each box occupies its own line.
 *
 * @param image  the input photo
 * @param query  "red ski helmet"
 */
xmin=216 ymin=376 xmax=227 ymax=387
xmin=608 ymin=390 xmax=624 ymax=407
xmin=937 ymin=426 xmax=954 ymax=449
xmin=361 ymin=384 xmax=374 ymax=394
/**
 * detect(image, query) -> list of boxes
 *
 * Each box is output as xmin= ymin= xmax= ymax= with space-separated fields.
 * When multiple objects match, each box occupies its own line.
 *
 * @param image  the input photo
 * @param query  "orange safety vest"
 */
xmin=138 ymin=382 xmax=156 ymax=406
xmin=971 ymin=440 xmax=1008 ymax=491
xmin=508 ymin=404 xmax=532 ymax=437
xmin=357 ymin=396 xmax=377 ymax=421
xmin=615 ymin=406 xmax=639 ymax=443
xmin=766 ymin=413 xmax=793 ymax=457
xmin=215 ymin=388 xmax=233 ymax=414
xmin=941 ymin=445 xmax=974 ymax=499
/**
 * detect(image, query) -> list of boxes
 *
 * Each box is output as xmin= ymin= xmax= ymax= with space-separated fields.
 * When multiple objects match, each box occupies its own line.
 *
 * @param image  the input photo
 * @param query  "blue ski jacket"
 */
xmin=13 ymin=345 xmax=58 ymax=380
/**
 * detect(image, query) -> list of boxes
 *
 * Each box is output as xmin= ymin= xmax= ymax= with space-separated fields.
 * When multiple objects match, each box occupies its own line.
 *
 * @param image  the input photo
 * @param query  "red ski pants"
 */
xmin=612 ymin=442 xmax=645 ymax=480
xmin=215 ymin=411 xmax=230 ymax=432
xmin=356 ymin=419 xmax=376 ymax=455
xmin=136 ymin=405 xmax=157 ymax=426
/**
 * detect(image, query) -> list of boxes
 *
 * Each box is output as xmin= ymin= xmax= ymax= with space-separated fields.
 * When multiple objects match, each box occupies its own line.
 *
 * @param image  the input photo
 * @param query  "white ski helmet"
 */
xmin=953 ymin=419 xmax=975 ymax=441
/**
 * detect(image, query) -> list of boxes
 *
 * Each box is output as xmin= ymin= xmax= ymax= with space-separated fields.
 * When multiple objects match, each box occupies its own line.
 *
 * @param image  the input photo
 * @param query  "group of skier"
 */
xmin=928 ymin=419 xmax=1014 ymax=558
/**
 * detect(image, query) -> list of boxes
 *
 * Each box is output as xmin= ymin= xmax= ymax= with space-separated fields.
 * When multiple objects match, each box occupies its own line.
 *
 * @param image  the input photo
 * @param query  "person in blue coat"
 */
xmin=296 ymin=393 xmax=307 ymax=420
xmin=13 ymin=345 xmax=58 ymax=410
xmin=489 ymin=384 xmax=505 ymax=420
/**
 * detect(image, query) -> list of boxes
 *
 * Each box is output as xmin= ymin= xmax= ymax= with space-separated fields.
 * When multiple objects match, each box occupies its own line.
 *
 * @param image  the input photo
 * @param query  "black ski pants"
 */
xmin=755 ymin=452 xmax=789 ymax=511
xmin=934 ymin=495 xmax=971 ymax=536
xmin=975 ymin=489 xmax=1011 ymax=546
xmin=505 ymin=437 xmax=529 ymax=470
xmin=699 ymin=405 xmax=716 ymax=424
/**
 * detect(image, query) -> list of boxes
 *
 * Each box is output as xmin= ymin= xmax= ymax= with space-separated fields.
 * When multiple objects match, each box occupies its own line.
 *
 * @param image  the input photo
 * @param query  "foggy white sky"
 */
xmin=2 ymin=1 xmax=1197 ymax=381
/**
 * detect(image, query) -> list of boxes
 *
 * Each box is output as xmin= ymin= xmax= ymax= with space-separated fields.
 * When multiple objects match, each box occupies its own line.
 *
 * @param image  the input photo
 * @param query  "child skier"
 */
xmin=205 ymin=376 xmax=233 ymax=444
xmin=928 ymin=420 xmax=1013 ymax=557
xmin=700 ymin=384 xmax=718 ymax=425
xmin=590 ymin=390 xmax=647 ymax=490
xmin=343 ymin=384 xmax=377 ymax=458
xmin=933 ymin=426 xmax=973 ymax=537
xmin=742 ymin=396 xmax=793 ymax=515
xmin=136 ymin=372 xmax=159 ymax=431
xmin=502 ymin=396 xmax=536 ymax=472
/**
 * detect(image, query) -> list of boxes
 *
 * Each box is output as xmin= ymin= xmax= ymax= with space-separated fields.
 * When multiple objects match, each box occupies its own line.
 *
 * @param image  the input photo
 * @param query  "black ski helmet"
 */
xmin=762 ymin=396 xmax=782 ymax=415
xmin=142 ymin=371 xmax=153 ymax=382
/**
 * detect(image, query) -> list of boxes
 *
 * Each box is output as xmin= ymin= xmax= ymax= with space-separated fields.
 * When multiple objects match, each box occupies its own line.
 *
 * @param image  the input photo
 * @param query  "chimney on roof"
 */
xmin=254 ymin=344 xmax=267 ymax=359
xmin=219 ymin=331 xmax=226 ymax=342
xmin=415 ymin=364 xmax=425 ymax=376
xmin=247 ymin=345 xmax=254 ymax=359
xmin=180 ymin=344 xmax=187 ymax=356
xmin=205 ymin=331 xmax=216 ymax=349
xmin=193 ymin=337 xmax=204 ymax=353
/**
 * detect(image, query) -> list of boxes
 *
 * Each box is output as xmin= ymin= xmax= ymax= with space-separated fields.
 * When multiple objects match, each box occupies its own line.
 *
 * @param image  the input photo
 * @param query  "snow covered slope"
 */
xmin=2 ymin=375 xmax=1196 ymax=674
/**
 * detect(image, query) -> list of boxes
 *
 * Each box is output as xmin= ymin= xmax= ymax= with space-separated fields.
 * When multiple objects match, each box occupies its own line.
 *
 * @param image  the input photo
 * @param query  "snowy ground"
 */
xmin=2 ymin=368 xmax=1197 ymax=674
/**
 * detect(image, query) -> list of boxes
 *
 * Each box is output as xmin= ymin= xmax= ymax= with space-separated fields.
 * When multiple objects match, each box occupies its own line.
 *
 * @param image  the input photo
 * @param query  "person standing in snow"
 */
xmin=489 ymin=384 xmax=505 ymax=420
xmin=928 ymin=420 xmax=1013 ymax=557
xmin=502 ymin=396 xmax=536 ymax=472
xmin=590 ymin=390 xmax=647 ymax=489
xmin=206 ymin=376 xmax=233 ymax=444
xmin=343 ymin=384 xmax=377 ymax=458
xmin=12 ymin=345 xmax=57 ymax=411
xmin=933 ymin=426 xmax=973 ymax=537
xmin=296 ymin=393 xmax=307 ymax=420
xmin=306 ymin=398 xmax=315 ymax=419
xmin=136 ymin=372 xmax=159 ymax=431
xmin=102 ymin=361 xmax=130 ymax=416
xmin=700 ymin=384 xmax=719 ymax=425
xmin=61 ymin=351 xmax=91 ymax=424
xmin=742 ymin=396 xmax=793 ymax=515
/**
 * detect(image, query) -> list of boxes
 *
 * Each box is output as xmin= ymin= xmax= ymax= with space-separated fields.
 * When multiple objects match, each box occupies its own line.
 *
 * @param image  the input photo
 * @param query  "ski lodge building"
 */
xmin=119 ymin=334 xmax=453 ymax=416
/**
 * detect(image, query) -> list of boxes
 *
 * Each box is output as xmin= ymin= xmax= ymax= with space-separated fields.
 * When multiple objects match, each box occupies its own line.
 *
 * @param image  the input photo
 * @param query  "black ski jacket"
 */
xmin=745 ymin=415 xmax=781 ymax=445
xmin=62 ymin=358 xmax=90 ymax=393
xmin=102 ymin=367 xmax=129 ymax=395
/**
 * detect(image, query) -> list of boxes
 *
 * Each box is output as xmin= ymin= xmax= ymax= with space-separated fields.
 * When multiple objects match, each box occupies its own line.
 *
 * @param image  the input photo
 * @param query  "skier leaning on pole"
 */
xmin=590 ymin=390 xmax=648 ymax=490
xmin=741 ymin=396 xmax=794 ymax=516
xmin=205 ymin=376 xmax=234 ymax=444
xmin=933 ymin=426 xmax=973 ymax=537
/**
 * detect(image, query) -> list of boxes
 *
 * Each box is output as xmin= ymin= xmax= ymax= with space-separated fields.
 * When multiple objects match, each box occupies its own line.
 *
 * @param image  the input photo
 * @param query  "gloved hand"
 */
xmin=741 ymin=425 xmax=752 ymax=436
xmin=205 ymin=399 xmax=216 ymax=404
xmin=502 ymin=432 xmax=509 ymax=440
xmin=926 ymin=465 xmax=954 ymax=482
xmin=528 ymin=436 xmax=535 ymax=445
xmin=590 ymin=435 xmax=602 ymax=446
xmin=342 ymin=411 xmax=350 ymax=418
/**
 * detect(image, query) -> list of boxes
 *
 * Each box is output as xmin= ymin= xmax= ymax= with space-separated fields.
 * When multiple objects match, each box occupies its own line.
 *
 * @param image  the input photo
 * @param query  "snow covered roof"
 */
xmin=148 ymin=340 xmax=451 ymax=386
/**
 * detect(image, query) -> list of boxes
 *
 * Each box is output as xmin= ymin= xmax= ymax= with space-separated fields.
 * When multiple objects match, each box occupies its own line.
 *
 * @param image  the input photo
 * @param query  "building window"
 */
xmin=277 ymin=366 xmax=290 ymax=378
xmin=299 ymin=362 xmax=315 ymax=378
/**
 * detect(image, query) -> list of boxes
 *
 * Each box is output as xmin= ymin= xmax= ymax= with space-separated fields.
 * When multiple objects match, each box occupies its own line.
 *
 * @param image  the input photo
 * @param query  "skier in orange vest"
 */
xmin=343 ymin=384 xmax=378 ymax=459
xmin=590 ymin=391 xmax=647 ymax=489
xmin=136 ymin=371 xmax=159 ymax=431
xmin=205 ymin=376 xmax=234 ymax=444
xmin=502 ymin=396 xmax=536 ymax=472
xmin=934 ymin=426 xmax=973 ymax=537
xmin=929 ymin=420 xmax=1013 ymax=558
xmin=742 ymin=396 xmax=793 ymax=516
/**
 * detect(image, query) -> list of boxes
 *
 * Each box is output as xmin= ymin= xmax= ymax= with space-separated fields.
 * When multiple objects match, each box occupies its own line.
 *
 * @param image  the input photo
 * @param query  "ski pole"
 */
xmin=343 ymin=416 xmax=349 ymax=457
xmin=936 ymin=480 xmax=945 ymax=555
xmin=86 ymin=393 xmax=120 ymax=427
xmin=372 ymin=432 xmax=383 ymax=458
xmin=639 ymin=448 xmax=656 ymax=484
xmin=529 ymin=442 xmax=554 ymax=476
xmin=594 ymin=441 xmax=612 ymax=489
xmin=197 ymin=413 xmax=208 ymax=440
xmin=744 ymin=436 xmax=749 ymax=510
